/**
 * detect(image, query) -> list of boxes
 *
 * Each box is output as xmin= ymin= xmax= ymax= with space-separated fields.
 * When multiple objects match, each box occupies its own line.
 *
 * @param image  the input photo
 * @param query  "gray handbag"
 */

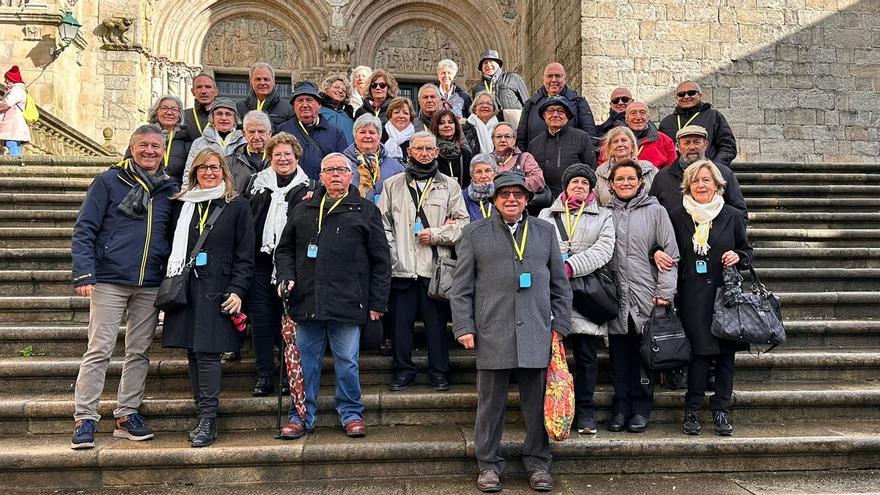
xmin=711 ymin=266 xmax=786 ymax=353
xmin=427 ymin=250 xmax=456 ymax=301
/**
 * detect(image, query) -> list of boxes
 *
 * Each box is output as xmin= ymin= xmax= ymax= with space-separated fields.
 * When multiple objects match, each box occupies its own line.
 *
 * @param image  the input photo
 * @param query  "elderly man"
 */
xmin=517 ymin=62 xmax=597 ymax=152
xmin=349 ymin=65 xmax=372 ymax=110
xmin=659 ymin=80 xmax=737 ymax=168
xmin=230 ymin=110 xmax=272 ymax=192
xmin=436 ymin=59 xmax=472 ymax=118
xmin=236 ymin=62 xmax=294 ymax=131
xmin=596 ymin=87 xmax=632 ymax=136
xmin=343 ymin=113 xmax=405 ymax=203
xmin=181 ymin=70 xmax=218 ymax=143
xmin=412 ymin=83 xmax=441 ymax=132
xmin=70 ymin=125 xmax=179 ymax=449
xmin=626 ymin=100 xmax=677 ymax=169
xmin=275 ymin=153 xmax=391 ymax=439
xmin=183 ymin=98 xmax=245 ymax=187
xmin=378 ymin=131 xmax=469 ymax=393
xmin=278 ymin=81 xmax=348 ymax=180
xmin=451 ymin=170 xmax=572 ymax=493
xmin=471 ymin=49 xmax=529 ymax=114
xmin=527 ymin=96 xmax=596 ymax=200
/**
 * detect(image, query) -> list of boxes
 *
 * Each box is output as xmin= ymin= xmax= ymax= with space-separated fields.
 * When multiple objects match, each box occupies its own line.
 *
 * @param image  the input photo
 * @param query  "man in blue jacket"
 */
xmin=278 ymin=81 xmax=348 ymax=180
xmin=69 ymin=125 xmax=179 ymax=450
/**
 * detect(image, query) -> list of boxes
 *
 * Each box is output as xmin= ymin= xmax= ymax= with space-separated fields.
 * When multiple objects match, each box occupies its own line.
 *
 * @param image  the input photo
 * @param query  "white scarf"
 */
xmin=682 ymin=192 xmax=724 ymax=256
xmin=384 ymin=120 xmax=414 ymax=159
xmin=166 ymin=183 xmax=227 ymax=277
xmin=251 ymin=166 xmax=309 ymax=254
xmin=466 ymin=113 xmax=498 ymax=154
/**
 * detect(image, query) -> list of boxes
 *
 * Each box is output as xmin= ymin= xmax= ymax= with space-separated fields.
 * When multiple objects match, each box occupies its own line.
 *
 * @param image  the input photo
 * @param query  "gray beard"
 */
xmin=682 ymin=153 xmax=707 ymax=166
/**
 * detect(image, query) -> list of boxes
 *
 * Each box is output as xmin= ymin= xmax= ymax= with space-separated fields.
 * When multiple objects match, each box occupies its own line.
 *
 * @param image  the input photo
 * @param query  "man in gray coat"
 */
xmin=451 ymin=171 xmax=572 ymax=493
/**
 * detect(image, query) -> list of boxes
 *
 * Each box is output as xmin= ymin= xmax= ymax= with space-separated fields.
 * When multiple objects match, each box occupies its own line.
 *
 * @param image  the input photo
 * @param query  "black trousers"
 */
xmin=568 ymin=334 xmax=600 ymax=420
xmin=475 ymin=368 xmax=550 ymax=474
xmin=249 ymin=260 xmax=282 ymax=378
xmin=608 ymin=318 xmax=654 ymax=418
xmin=685 ymin=352 xmax=735 ymax=413
xmin=187 ymin=350 xmax=223 ymax=418
xmin=390 ymin=278 xmax=450 ymax=380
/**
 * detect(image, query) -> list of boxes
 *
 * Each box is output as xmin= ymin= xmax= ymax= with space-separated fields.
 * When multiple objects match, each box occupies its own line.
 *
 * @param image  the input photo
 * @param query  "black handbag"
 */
xmin=512 ymin=151 xmax=553 ymax=209
xmin=639 ymin=305 xmax=692 ymax=370
xmin=154 ymin=203 xmax=225 ymax=312
xmin=712 ymin=266 xmax=786 ymax=353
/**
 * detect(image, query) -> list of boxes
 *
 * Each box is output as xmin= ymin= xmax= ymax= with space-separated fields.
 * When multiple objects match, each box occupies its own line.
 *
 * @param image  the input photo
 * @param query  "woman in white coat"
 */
xmin=0 ymin=66 xmax=31 ymax=156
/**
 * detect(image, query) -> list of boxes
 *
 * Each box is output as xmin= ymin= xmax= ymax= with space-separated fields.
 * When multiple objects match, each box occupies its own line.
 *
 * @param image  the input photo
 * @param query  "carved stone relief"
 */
xmin=23 ymin=25 xmax=40 ymax=41
xmin=201 ymin=16 xmax=297 ymax=69
xmin=374 ymin=24 xmax=466 ymax=75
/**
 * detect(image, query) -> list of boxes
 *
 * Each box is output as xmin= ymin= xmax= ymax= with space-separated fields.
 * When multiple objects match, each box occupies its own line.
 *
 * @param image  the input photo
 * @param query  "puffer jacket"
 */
xmin=377 ymin=168 xmax=469 ymax=279
xmin=595 ymin=159 xmax=657 ymax=206
xmin=183 ymin=127 xmax=246 ymax=188
xmin=0 ymin=83 xmax=31 ymax=142
xmin=605 ymin=189 xmax=679 ymax=335
xmin=539 ymin=195 xmax=615 ymax=337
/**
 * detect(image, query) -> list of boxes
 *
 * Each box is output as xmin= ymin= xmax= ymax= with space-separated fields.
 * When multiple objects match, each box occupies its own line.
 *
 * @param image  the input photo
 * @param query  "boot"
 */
xmin=187 ymin=421 xmax=200 ymax=441
xmin=191 ymin=417 xmax=217 ymax=448
xmin=253 ymin=374 xmax=274 ymax=397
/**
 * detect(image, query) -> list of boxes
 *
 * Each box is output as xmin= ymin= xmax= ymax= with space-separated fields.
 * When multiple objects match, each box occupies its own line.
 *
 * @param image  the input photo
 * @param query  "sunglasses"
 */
xmin=371 ymin=82 xmax=388 ymax=89
xmin=676 ymin=90 xmax=700 ymax=98
xmin=610 ymin=96 xmax=631 ymax=104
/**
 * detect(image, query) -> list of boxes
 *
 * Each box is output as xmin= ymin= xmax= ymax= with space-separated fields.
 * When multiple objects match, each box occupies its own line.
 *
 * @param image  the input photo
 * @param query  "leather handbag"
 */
xmin=154 ymin=203 xmax=225 ymax=312
xmin=639 ymin=305 xmax=692 ymax=370
xmin=712 ymin=266 xmax=786 ymax=352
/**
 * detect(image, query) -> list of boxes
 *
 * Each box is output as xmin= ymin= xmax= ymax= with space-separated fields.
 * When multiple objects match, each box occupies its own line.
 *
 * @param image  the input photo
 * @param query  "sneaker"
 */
xmin=113 ymin=413 xmax=154 ymax=441
xmin=576 ymin=417 xmax=597 ymax=435
xmin=71 ymin=419 xmax=97 ymax=449
xmin=389 ymin=374 xmax=415 ymax=392
xmin=344 ymin=418 xmax=367 ymax=438
xmin=713 ymin=410 xmax=733 ymax=436
xmin=683 ymin=410 xmax=701 ymax=435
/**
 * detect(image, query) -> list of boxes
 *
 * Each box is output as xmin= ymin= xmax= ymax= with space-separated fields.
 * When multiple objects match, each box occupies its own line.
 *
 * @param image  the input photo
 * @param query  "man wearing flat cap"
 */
xmin=658 ymin=80 xmax=737 ymax=168
xmin=451 ymin=171 xmax=572 ymax=493
xmin=279 ymin=81 xmax=348 ymax=180
xmin=471 ymin=49 xmax=530 ymax=115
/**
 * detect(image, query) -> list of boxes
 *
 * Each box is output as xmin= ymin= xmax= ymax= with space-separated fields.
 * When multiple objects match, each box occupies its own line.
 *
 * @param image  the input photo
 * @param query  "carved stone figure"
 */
xmin=374 ymin=24 xmax=466 ymax=75
xmin=201 ymin=16 xmax=296 ymax=69
xmin=100 ymin=17 xmax=134 ymax=45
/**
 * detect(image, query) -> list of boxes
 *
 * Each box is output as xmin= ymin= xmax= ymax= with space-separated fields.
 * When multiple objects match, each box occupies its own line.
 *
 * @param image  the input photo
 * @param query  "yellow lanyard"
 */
xmin=256 ymin=99 xmax=265 ymax=112
xmin=197 ymin=200 xmax=213 ymax=234
xmin=693 ymin=219 xmax=711 ymax=247
xmin=485 ymin=80 xmax=494 ymax=95
xmin=677 ymin=112 xmax=701 ymax=130
xmin=564 ymin=203 xmax=586 ymax=239
xmin=511 ymin=220 xmax=528 ymax=262
xmin=416 ymin=178 xmax=434 ymax=210
xmin=374 ymin=108 xmax=381 ymax=117
xmin=358 ymin=153 xmax=381 ymax=186
xmin=479 ymin=200 xmax=492 ymax=218
xmin=299 ymin=115 xmax=321 ymax=136
xmin=318 ymin=192 xmax=348 ymax=234
xmin=163 ymin=130 xmax=174 ymax=168
xmin=192 ymin=108 xmax=203 ymax=135
xmin=216 ymin=132 xmax=227 ymax=148
xmin=636 ymin=144 xmax=644 ymax=157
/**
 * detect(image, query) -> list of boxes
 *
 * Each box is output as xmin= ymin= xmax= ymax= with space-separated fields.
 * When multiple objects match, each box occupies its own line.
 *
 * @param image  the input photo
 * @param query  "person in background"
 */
xmin=471 ymin=49 xmax=529 ymax=116
xmin=596 ymin=87 xmax=632 ymax=137
xmin=145 ymin=94 xmax=189 ymax=181
xmin=625 ymin=100 xmax=677 ymax=169
xmin=595 ymin=126 xmax=657 ymax=206
xmin=527 ymin=96 xmax=596 ymax=199
xmin=183 ymin=98 xmax=245 ymax=187
xmin=349 ymin=65 xmax=372 ymax=111
xmin=491 ymin=122 xmax=545 ymax=194
xmin=181 ymin=70 xmax=218 ymax=143
xmin=461 ymin=154 xmax=497 ymax=222
xmin=412 ymin=84 xmax=441 ymax=132
xmin=235 ymin=62 xmax=293 ymax=131
xmin=436 ymin=58 xmax=472 ymax=118
xmin=278 ymin=81 xmax=348 ymax=180
xmin=319 ymin=75 xmax=356 ymax=145
xmin=462 ymin=91 xmax=500 ymax=155
xmin=659 ymin=80 xmax=737 ymax=168
xmin=229 ymin=111 xmax=273 ymax=192
xmin=345 ymin=113 xmax=406 ymax=203
xmin=432 ymin=109 xmax=473 ymax=189
xmin=381 ymin=96 xmax=416 ymax=160
xmin=355 ymin=69 xmax=398 ymax=124
xmin=0 ymin=65 xmax=31 ymax=156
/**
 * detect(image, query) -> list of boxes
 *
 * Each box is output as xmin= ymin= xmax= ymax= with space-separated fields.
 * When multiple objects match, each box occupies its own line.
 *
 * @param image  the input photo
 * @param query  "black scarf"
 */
xmin=405 ymin=157 xmax=439 ymax=181
xmin=116 ymin=159 xmax=171 ymax=220
xmin=438 ymin=140 xmax=462 ymax=161
xmin=632 ymin=122 xmax=660 ymax=144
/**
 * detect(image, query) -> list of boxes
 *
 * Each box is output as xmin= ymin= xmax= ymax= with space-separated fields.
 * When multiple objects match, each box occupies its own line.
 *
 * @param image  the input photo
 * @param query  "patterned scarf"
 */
xmin=116 ymin=159 xmax=171 ymax=220
xmin=356 ymin=152 xmax=381 ymax=198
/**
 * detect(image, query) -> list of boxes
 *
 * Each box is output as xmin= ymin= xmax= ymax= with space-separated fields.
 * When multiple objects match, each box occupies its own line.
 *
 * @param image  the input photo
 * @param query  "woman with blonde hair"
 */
xmin=594 ymin=126 xmax=657 ymax=206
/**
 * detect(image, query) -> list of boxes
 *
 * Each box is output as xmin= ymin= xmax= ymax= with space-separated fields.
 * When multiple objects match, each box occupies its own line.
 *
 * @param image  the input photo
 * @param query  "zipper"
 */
xmin=653 ymin=333 xmax=683 ymax=342
xmin=137 ymin=197 xmax=153 ymax=286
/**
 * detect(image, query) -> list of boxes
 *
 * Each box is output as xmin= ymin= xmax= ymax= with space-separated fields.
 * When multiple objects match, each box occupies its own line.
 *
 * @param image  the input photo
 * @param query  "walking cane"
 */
xmin=274 ymin=287 xmax=290 ymax=439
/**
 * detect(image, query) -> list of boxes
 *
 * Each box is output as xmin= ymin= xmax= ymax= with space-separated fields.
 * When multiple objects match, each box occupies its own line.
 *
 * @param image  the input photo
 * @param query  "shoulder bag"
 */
xmin=711 ymin=266 xmax=786 ymax=353
xmin=406 ymin=180 xmax=456 ymax=301
xmin=513 ymin=152 xmax=553 ymax=209
xmin=639 ymin=304 xmax=692 ymax=370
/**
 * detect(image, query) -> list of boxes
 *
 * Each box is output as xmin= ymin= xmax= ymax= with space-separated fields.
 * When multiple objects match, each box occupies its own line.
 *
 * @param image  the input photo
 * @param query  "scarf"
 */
xmin=682 ymin=192 xmax=724 ymax=256
xmin=384 ymin=120 xmax=414 ymax=159
xmin=466 ymin=113 xmax=497 ymax=154
xmin=467 ymin=182 xmax=494 ymax=201
xmin=357 ymin=151 xmax=382 ymax=198
xmin=166 ymin=183 xmax=227 ymax=277
xmin=251 ymin=167 xmax=309 ymax=254
xmin=116 ymin=159 xmax=171 ymax=220
xmin=405 ymin=157 xmax=439 ymax=181
xmin=438 ymin=140 xmax=462 ymax=161
xmin=560 ymin=191 xmax=596 ymax=211
xmin=632 ymin=122 xmax=659 ymax=145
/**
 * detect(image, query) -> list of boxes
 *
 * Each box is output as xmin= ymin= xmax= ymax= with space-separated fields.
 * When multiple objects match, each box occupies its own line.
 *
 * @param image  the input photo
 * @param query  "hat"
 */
xmin=539 ymin=96 xmax=573 ymax=118
xmin=291 ymin=80 xmax=320 ymax=103
xmin=562 ymin=163 xmax=597 ymax=190
xmin=492 ymin=171 xmax=533 ymax=200
xmin=478 ymin=49 xmax=504 ymax=70
xmin=210 ymin=97 xmax=238 ymax=115
xmin=676 ymin=125 xmax=708 ymax=141
xmin=4 ymin=66 xmax=23 ymax=84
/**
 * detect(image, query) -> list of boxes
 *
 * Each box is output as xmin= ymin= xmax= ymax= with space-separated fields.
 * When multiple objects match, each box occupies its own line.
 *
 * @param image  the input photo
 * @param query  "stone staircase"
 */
xmin=0 ymin=156 xmax=878 ymax=492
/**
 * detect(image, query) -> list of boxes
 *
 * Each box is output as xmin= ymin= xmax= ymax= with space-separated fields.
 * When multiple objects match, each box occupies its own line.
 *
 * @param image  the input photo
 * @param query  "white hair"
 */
xmin=418 ymin=83 xmax=440 ymax=99
xmin=249 ymin=62 xmax=275 ymax=80
xmin=243 ymin=110 xmax=272 ymax=130
xmin=437 ymin=59 xmax=458 ymax=76
xmin=411 ymin=130 xmax=437 ymax=147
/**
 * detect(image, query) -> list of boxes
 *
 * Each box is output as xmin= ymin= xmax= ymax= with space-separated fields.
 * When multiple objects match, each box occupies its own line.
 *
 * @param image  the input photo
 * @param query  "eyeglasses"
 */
xmin=496 ymin=190 xmax=527 ymax=199
xmin=610 ymin=96 xmax=631 ymax=104
xmin=410 ymin=146 xmax=436 ymax=152
xmin=544 ymin=108 xmax=568 ymax=115
xmin=612 ymin=176 xmax=640 ymax=184
xmin=492 ymin=134 xmax=515 ymax=140
xmin=676 ymin=90 xmax=700 ymax=98
xmin=272 ymin=152 xmax=295 ymax=160
xmin=195 ymin=165 xmax=221 ymax=174
xmin=321 ymin=166 xmax=351 ymax=175
xmin=158 ymin=106 xmax=180 ymax=113
xmin=370 ymin=82 xmax=388 ymax=89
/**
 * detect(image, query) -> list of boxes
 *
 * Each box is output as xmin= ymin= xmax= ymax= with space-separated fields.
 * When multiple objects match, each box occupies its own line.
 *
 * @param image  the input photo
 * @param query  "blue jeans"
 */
xmin=5 ymin=140 xmax=21 ymax=156
xmin=288 ymin=319 xmax=363 ymax=429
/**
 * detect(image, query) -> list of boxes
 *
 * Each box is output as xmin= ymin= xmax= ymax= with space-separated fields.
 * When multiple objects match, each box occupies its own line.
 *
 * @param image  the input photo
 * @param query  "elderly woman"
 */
xmin=241 ymin=132 xmax=312 ymax=397
xmin=354 ymin=69 xmax=398 ymax=124
xmin=462 ymin=91 xmax=499 ymax=155
xmin=461 ymin=153 xmax=497 ymax=221
xmin=319 ymin=75 xmax=356 ymax=145
xmin=184 ymin=97 xmax=245 ymax=188
xmin=595 ymin=126 xmax=657 ymax=206
xmin=491 ymin=122 xmax=545 ymax=193
xmin=349 ymin=65 xmax=372 ymax=110
xmin=344 ymin=113 xmax=406 ymax=203
xmin=229 ymin=110 xmax=272 ymax=193
xmin=0 ymin=66 xmax=30 ymax=157
xmin=162 ymin=148 xmax=255 ymax=448
xmin=666 ymin=159 xmax=752 ymax=437
xmin=605 ymin=159 xmax=679 ymax=434
xmin=436 ymin=59 xmax=472 ymax=118
xmin=381 ymin=96 xmax=415 ymax=160
xmin=142 ymin=94 xmax=189 ymax=180
xmin=432 ymin=109 xmax=473 ymax=189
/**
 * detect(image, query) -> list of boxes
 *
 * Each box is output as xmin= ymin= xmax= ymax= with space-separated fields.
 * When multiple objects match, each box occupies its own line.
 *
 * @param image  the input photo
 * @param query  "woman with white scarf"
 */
xmin=162 ymin=148 xmax=255 ymax=448
xmin=665 ymin=159 xmax=752 ymax=437
xmin=462 ymin=91 xmax=499 ymax=155
xmin=241 ymin=132 xmax=312 ymax=397
xmin=381 ymin=96 xmax=415 ymax=160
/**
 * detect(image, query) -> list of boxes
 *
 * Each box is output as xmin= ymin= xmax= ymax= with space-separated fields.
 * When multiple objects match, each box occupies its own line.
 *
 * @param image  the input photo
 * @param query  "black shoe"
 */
xmin=576 ymin=417 xmax=597 ymax=435
xmin=379 ymin=338 xmax=393 ymax=356
xmin=683 ymin=410 xmax=702 ymax=435
xmin=191 ymin=417 xmax=218 ymax=448
xmin=713 ymin=410 xmax=733 ymax=436
xmin=430 ymin=376 xmax=450 ymax=392
xmin=188 ymin=421 xmax=199 ymax=441
xmin=389 ymin=375 xmax=415 ymax=392
xmin=607 ymin=413 xmax=626 ymax=432
xmin=253 ymin=375 xmax=273 ymax=397
xmin=627 ymin=414 xmax=648 ymax=433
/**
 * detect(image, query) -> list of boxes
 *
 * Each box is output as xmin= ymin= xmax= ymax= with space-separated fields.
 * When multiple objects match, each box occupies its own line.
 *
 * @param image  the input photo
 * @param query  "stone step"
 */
xmin=0 ymin=156 xmax=116 ymax=167
xmin=731 ymin=162 xmax=879 ymax=173
xmin=0 ymin=270 xmax=73 ymax=296
xmin=752 ymin=247 xmax=880 ymax=268
xmin=0 ymin=209 xmax=79 ymax=228
xmin=736 ymin=172 xmax=880 ymax=184
xmin=0 ymin=165 xmax=106 ymax=178
xmin=747 ymin=212 xmax=880 ymax=229
xmin=739 ymin=184 xmax=880 ymax=197
xmin=0 ymin=227 xmax=72 ymax=248
xmin=0 ymin=192 xmax=85 ymax=210
xmin=3 ymin=423 xmax=879 ymax=491
xmin=751 ymin=268 xmax=880 ymax=291
xmin=0 ymin=177 xmax=93 ymax=193
xmin=774 ymin=291 xmax=880 ymax=319
xmin=0 ymin=248 xmax=71 ymax=270
xmin=748 ymin=228 xmax=880 ymax=247
xmin=0 ymin=297 xmax=88 ymax=323
xmin=746 ymin=197 xmax=880 ymax=212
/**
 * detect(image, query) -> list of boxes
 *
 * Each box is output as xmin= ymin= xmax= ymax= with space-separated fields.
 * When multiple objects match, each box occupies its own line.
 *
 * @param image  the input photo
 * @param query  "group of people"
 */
xmin=68 ymin=51 xmax=751 ymax=493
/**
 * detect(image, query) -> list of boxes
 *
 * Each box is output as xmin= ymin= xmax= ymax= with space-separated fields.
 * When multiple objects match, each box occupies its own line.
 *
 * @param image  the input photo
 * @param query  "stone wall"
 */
xmin=524 ymin=0 xmax=583 ymax=91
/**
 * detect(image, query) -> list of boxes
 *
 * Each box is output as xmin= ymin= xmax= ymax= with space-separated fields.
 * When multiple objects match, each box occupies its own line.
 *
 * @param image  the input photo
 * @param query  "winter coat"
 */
xmin=633 ymin=124 xmax=677 ymax=169
xmin=494 ymin=148 xmax=546 ymax=193
xmin=71 ymin=164 xmax=178 ymax=288
xmin=669 ymin=204 xmax=752 ymax=355
xmin=437 ymin=83 xmax=473 ymax=118
xmin=649 ymin=158 xmax=748 ymax=222
xmin=596 ymin=108 xmax=626 ymax=137
xmin=527 ymin=126 xmax=597 ymax=199
xmin=277 ymin=117 xmax=348 ymax=180
xmin=319 ymin=93 xmax=355 ymax=146
xmin=517 ymin=85 xmax=598 ymax=152
xmin=229 ymin=142 xmax=267 ymax=194
xmin=355 ymin=98 xmax=392 ymax=125
xmin=181 ymin=103 xmax=211 ymax=144
xmin=437 ymin=141 xmax=473 ymax=190
xmin=0 ymin=83 xmax=31 ymax=142
xmin=344 ymin=143 xmax=406 ymax=203
xmin=162 ymin=197 xmax=255 ymax=353
xmin=595 ymin=159 xmax=657 ymax=206
xmin=471 ymin=70 xmax=530 ymax=111
xmin=183 ymin=127 xmax=246 ymax=188
xmin=461 ymin=186 xmax=494 ymax=222
xmin=539 ymin=196 xmax=616 ymax=337
xmin=163 ymin=130 xmax=192 ymax=182
xmin=236 ymin=89 xmax=294 ymax=132
xmin=377 ymin=169 xmax=469 ymax=279
xmin=450 ymin=212 xmax=573 ymax=369
xmin=242 ymin=172 xmax=313 ymax=267
xmin=605 ymin=190 xmax=679 ymax=335
xmin=659 ymin=102 xmax=738 ymax=168
xmin=274 ymin=185 xmax=391 ymax=324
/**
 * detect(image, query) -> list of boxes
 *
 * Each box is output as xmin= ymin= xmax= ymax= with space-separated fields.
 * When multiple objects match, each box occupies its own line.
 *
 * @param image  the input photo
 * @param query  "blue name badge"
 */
xmin=195 ymin=252 xmax=208 ymax=266
xmin=373 ymin=194 xmax=380 ymax=205
xmin=519 ymin=272 xmax=532 ymax=289
xmin=307 ymin=244 xmax=318 ymax=259
xmin=561 ymin=253 xmax=570 ymax=262
xmin=413 ymin=220 xmax=423 ymax=235
xmin=696 ymin=259 xmax=708 ymax=274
